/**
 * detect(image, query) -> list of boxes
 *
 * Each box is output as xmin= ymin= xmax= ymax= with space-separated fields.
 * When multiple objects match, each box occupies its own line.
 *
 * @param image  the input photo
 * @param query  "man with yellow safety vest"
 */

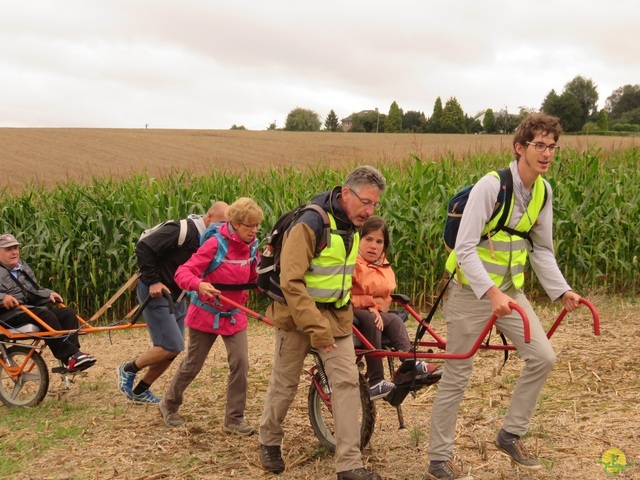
xmin=259 ymin=166 xmax=386 ymax=480
xmin=426 ymin=113 xmax=582 ymax=480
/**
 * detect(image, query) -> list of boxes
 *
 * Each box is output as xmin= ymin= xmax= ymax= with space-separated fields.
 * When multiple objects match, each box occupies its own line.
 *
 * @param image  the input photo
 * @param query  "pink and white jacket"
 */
xmin=174 ymin=222 xmax=259 ymax=336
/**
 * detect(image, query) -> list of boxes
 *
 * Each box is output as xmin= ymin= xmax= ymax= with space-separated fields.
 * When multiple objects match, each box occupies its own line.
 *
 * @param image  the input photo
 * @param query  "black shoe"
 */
xmin=494 ymin=431 xmax=542 ymax=470
xmin=336 ymin=468 xmax=381 ymax=480
xmin=425 ymin=460 xmax=473 ymax=480
xmin=259 ymin=444 xmax=285 ymax=474
xmin=66 ymin=352 xmax=96 ymax=372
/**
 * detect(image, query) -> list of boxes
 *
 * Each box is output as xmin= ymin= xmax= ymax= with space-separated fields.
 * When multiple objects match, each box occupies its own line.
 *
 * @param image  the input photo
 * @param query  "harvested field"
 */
xmin=1 ymin=128 xmax=637 ymax=192
xmin=1 ymin=297 xmax=638 ymax=479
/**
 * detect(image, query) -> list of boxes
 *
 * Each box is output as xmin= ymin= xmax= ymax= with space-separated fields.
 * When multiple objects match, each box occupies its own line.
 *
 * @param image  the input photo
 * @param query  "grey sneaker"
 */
xmin=259 ymin=444 xmax=285 ymax=474
xmin=222 ymin=421 xmax=255 ymax=436
xmin=369 ymin=379 xmax=395 ymax=400
xmin=158 ymin=399 xmax=183 ymax=428
xmin=426 ymin=460 xmax=473 ymax=480
xmin=494 ymin=431 xmax=542 ymax=470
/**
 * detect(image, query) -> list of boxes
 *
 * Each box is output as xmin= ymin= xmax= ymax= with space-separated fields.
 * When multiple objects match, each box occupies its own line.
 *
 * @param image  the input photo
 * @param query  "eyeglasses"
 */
xmin=349 ymin=189 xmax=381 ymax=210
xmin=241 ymin=223 xmax=261 ymax=231
xmin=526 ymin=141 xmax=560 ymax=154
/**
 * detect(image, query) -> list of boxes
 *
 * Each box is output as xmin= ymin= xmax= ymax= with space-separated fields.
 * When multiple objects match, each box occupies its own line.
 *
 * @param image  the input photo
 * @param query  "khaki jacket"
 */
xmin=269 ymin=220 xmax=355 ymax=349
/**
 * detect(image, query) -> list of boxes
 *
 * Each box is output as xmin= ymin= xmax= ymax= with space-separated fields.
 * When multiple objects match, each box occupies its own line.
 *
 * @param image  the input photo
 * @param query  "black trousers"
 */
xmin=5 ymin=307 xmax=80 ymax=362
xmin=353 ymin=308 xmax=411 ymax=385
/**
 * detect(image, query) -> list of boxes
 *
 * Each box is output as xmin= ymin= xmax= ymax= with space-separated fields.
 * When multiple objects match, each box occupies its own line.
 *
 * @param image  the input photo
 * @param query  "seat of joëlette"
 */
xmin=352 ymin=309 xmax=408 ymax=349
xmin=0 ymin=323 xmax=42 ymax=339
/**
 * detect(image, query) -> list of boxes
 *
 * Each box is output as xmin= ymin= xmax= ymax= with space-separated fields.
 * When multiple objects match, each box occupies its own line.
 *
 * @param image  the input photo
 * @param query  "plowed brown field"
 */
xmin=2 ymin=128 xmax=637 ymax=191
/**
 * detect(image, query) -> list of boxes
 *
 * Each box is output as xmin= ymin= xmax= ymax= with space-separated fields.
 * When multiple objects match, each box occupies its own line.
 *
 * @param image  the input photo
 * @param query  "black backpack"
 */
xmin=443 ymin=167 xmax=513 ymax=252
xmin=443 ymin=166 xmax=548 ymax=253
xmin=257 ymin=204 xmax=329 ymax=302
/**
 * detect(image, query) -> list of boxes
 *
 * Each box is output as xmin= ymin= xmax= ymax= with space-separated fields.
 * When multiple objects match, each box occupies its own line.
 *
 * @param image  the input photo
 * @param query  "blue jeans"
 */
xmin=137 ymin=281 xmax=187 ymax=352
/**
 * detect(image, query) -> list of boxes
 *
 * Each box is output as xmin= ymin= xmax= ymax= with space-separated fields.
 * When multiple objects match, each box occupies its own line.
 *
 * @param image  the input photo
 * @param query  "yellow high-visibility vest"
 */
xmin=446 ymin=173 xmax=547 ymax=290
xmin=304 ymin=213 xmax=359 ymax=308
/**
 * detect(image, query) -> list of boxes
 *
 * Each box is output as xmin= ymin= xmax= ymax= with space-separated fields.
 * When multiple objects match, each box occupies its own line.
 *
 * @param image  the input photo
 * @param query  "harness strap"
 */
xmin=189 ymin=294 xmax=240 ymax=329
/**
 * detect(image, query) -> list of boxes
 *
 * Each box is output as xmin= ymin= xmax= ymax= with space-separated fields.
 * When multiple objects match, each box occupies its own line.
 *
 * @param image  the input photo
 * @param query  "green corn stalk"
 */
xmin=0 ymin=146 xmax=638 ymax=320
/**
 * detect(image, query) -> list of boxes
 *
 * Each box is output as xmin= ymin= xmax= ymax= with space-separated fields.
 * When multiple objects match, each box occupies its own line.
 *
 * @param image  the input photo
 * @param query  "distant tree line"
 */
xmin=271 ymin=76 xmax=640 ymax=134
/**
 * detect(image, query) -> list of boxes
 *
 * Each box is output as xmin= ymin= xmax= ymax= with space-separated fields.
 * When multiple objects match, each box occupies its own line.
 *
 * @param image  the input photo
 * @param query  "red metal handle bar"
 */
xmin=545 ymin=297 xmax=600 ymax=339
xmin=401 ymin=302 xmax=529 ymax=360
xmin=215 ymin=293 xmax=274 ymax=326
xmin=216 ymin=295 xmax=530 ymax=362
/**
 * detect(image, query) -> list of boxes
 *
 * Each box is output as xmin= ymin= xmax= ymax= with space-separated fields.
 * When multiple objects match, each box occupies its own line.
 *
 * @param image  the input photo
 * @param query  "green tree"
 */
xmin=230 ymin=124 xmax=246 ymax=130
xmin=516 ymin=106 xmax=538 ymax=123
xmin=284 ymin=107 xmax=321 ymax=131
xmin=617 ymin=107 xmax=640 ymax=125
xmin=605 ymin=84 xmax=640 ymax=119
xmin=564 ymin=75 xmax=599 ymax=126
xmin=348 ymin=110 xmax=385 ymax=133
xmin=384 ymin=101 xmax=403 ymax=133
xmin=596 ymin=109 xmax=609 ymax=131
xmin=402 ymin=110 xmax=427 ymax=132
xmin=466 ymin=114 xmax=483 ymax=134
xmin=483 ymin=108 xmax=497 ymax=133
xmin=542 ymin=90 xmax=583 ymax=132
xmin=348 ymin=114 xmax=366 ymax=133
xmin=267 ymin=121 xmax=277 ymax=130
xmin=426 ymin=97 xmax=443 ymax=133
xmin=440 ymin=97 xmax=466 ymax=133
xmin=493 ymin=107 xmax=518 ymax=134
xmin=324 ymin=109 xmax=340 ymax=132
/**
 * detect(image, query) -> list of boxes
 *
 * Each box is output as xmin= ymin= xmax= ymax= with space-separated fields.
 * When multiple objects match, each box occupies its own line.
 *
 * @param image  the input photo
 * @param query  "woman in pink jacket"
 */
xmin=352 ymin=216 xmax=441 ymax=400
xmin=159 ymin=198 xmax=263 ymax=434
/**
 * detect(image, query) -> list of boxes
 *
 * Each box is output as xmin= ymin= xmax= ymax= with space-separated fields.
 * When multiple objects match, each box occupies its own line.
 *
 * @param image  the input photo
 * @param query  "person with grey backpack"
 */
xmin=116 ymin=202 xmax=228 ymax=404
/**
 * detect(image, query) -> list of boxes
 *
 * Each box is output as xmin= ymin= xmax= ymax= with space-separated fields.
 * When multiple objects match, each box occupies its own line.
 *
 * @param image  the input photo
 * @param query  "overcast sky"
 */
xmin=1 ymin=1 xmax=638 ymax=130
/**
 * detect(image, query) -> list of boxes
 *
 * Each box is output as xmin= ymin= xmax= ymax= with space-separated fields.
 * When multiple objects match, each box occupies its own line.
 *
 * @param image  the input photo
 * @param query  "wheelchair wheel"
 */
xmin=307 ymin=372 xmax=376 ymax=452
xmin=0 ymin=345 xmax=49 ymax=407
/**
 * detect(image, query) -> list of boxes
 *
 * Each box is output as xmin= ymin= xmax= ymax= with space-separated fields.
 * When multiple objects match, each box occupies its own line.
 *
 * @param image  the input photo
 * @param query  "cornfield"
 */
xmin=1 ymin=146 xmax=638 ymax=320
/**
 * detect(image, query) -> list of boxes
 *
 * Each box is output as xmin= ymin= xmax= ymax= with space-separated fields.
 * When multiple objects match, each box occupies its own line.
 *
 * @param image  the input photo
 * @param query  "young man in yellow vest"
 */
xmin=426 ymin=113 xmax=582 ymax=480
xmin=259 ymin=166 xmax=385 ymax=480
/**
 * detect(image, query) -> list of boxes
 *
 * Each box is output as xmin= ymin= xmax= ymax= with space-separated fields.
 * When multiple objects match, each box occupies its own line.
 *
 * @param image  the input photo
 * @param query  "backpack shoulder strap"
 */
xmin=177 ymin=219 xmax=188 ymax=247
xmin=299 ymin=204 xmax=331 ymax=255
xmin=493 ymin=167 xmax=514 ymax=230
xmin=203 ymin=232 xmax=229 ymax=277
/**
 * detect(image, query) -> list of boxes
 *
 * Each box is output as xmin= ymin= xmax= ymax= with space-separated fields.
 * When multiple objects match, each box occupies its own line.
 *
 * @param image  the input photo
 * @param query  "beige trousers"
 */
xmin=163 ymin=327 xmax=249 ymax=427
xmin=259 ymin=328 xmax=363 ymax=473
xmin=428 ymin=284 xmax=557 ymax=461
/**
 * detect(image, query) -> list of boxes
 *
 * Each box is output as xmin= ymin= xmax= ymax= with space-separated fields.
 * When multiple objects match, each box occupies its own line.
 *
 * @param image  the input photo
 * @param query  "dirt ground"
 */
xmin=2 ymin=296 xmax=638 ymax=480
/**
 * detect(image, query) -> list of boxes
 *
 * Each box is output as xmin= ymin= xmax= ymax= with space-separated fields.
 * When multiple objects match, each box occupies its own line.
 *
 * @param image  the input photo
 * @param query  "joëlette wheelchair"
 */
xmin=0 ymin=274 xmax=156 ymax=407
xmin=216 ymin=292 xmax=600 ymax=452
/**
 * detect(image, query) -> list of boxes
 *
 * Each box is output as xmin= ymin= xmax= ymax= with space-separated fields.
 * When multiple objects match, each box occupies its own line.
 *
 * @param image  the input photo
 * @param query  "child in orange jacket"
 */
xmin=351 ymin=216 xmax=441 ymax=400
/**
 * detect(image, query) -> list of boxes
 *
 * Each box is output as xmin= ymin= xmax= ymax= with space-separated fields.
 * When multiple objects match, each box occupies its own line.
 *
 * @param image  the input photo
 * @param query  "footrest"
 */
xmin=393 ymin=360 xmax=442 ymax=387
xmin=384 ymin=384 xmax=411 ymax=407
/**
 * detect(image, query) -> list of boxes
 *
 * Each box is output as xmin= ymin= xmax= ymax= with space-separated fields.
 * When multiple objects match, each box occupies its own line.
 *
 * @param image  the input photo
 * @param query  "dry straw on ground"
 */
xmin=3 ymin=297 xmax=638 ymax=479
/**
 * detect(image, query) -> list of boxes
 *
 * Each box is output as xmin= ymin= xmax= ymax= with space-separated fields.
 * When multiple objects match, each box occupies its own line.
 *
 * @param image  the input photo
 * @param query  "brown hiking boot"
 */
xmin=336 ymin=468 xmax=381 ymax=480
xmin=260 ymin=444 xmax=285 ymax=474
xmin=494 ymin=430 xmax=542 ymax=470
xmin=222 ymin=421 xmax=255 ymax=436
xmin=425 ymin=460 xmax=473 ymax=480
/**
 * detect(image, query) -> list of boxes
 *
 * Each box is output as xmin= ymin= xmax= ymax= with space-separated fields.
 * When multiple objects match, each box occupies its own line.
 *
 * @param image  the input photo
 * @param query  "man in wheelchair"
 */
xmin=0 ymin=233 xmax=96 ymax=372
